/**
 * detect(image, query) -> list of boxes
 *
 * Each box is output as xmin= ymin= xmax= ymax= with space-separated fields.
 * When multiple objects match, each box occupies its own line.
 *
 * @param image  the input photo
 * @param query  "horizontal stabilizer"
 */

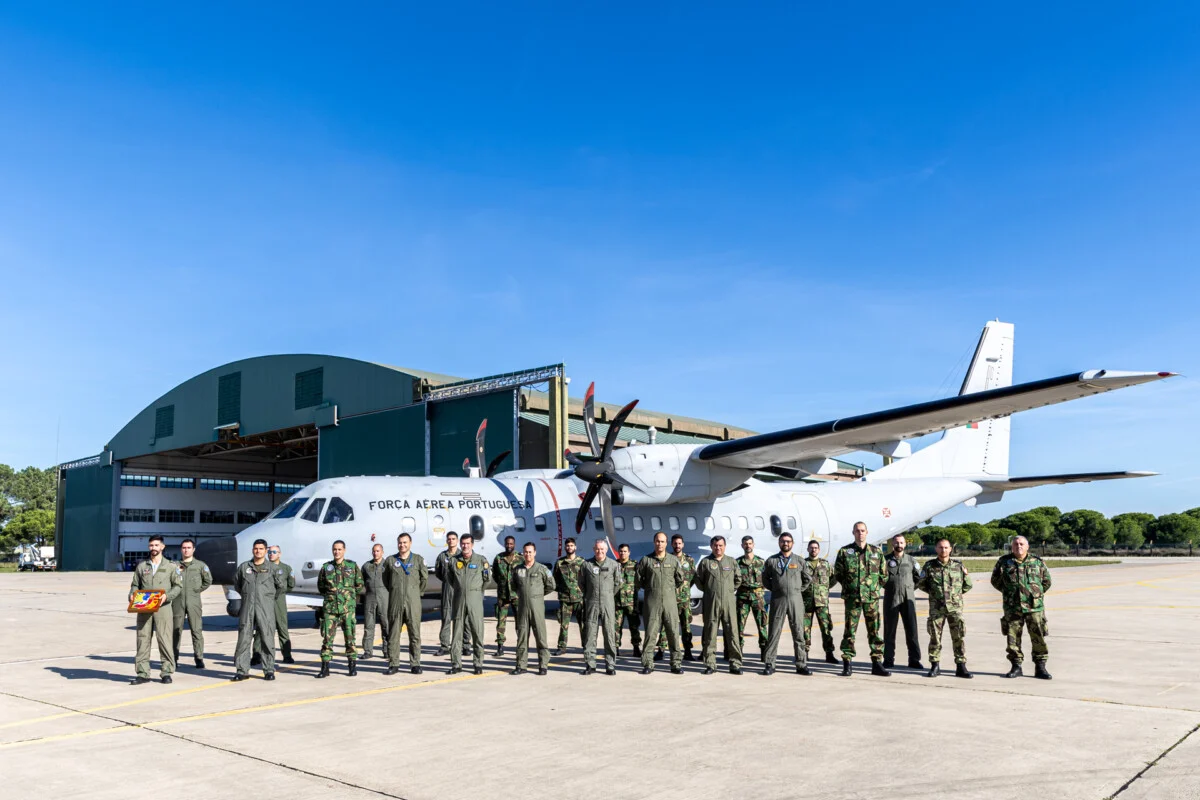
xmin=977 ymin=471 xmax=1158 ymax=491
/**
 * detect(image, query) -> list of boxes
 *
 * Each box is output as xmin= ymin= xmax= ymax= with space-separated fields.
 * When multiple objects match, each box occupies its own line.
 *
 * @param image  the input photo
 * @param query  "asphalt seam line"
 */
xmin=1106 ymin=720 xmax=1200 ymax=799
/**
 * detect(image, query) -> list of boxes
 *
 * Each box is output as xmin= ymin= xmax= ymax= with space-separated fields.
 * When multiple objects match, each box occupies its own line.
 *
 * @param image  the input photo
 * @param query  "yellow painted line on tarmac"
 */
xmin=0 ymin=671 xmax=496 ymax=750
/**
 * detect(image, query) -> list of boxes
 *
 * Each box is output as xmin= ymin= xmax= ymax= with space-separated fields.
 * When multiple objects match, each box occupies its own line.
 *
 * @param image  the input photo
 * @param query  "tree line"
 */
xmin=0 ymin=464 xmax=57 ymax=552
xmin=912 ymin=505 xmax=1200 ymax=551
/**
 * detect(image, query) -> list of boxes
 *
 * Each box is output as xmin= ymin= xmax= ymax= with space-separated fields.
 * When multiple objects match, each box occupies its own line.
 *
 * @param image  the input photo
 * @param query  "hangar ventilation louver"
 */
xmin=295 ymin=368 xmax=324 ymax=410
xmin=154 ymin=405 xmax=175 ymax=439
xmin=218 ymin=372 xmax=242 ymax=426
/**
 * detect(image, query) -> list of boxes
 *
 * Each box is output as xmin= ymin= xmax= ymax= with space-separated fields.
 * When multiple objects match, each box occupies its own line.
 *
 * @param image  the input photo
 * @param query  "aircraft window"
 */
xmin=271 ymin=497 xmax=309 ymax=520
xmin=632 ymin=516 xmax=644 ymax=531
xmin=470 ymin=516 xmax=485 ymax=539
xmin=704 ymin=517 xmax=715 ymax=530
xmin=650 ymin=516 xmax=662 ymax=530
xmin=770 ymin=515 xmax=784 ymax=537
xmin=720 ymin=516 xmax=732 ymax=530
xmin=668 ymin=516 xmax=679 ymax=531
xmin=515 ymin=518 xmax=527 ymax=531
xmin=686 ymin=517 xmax=697 ymax=531
xmin=613 ymin=517 xmax=625 ymax=531
xmin=301 ymin=498 xmax=326 ymax=523
xmin=594 ymin=518 xmax=604 ymax=532
xmin=786 ymin=516 xmax=797 ymax=530
xmin=535 ymin=516 xmax=547 ymax=532
xmin=400 ymin=517 xmax=416 ymax=533
xmin=323 ymin=497 xmax=354 ymax=524
xmin=737 ymin=516 xmax=749 ymax=530
xmin=754 ymin=516 xmax=765 ymax=530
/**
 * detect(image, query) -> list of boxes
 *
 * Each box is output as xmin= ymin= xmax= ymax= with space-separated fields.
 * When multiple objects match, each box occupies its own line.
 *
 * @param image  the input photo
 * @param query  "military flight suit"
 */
xmin=553 ymin=554 xmax=586 ymax=650
xmin=512 ymin=560 xmax=555 ymax=671
xmin=991 ymin=554 xmax=1052 ymax=666
xmin=762 ymin=552 xmax=813 ymax=670
xmin=919 ymin=557 xmax=973 ymax=664
xmin=636 ymin=552 xmax=687 ymax=670
xmin=579 ymin=556 xmax=621 ymax=671
xmin=253 ymin=560 xmax=295 ymax=659
xmin=833 ymin=542 xmax=887 ymax=661
xmin=318 ymin=559 xmax=363 ymax=663
xmin=129 ymin=558 xmax=183 ymax=679
xmin=448 ymin=552 xmax=490 ymax=670
xmin=492 ymin=551 xmax=522 ymax=647
xmin=361 ymin=558 xmax=390 ymax=660
xmin=434 ymin=547 xmax=461 ymax=650
xmin=172 ymin=557 xmax=211 ymax=661
xmin=735 ymin=553 xmax=768 ymax=654
xmin=233 ymin=558 xmax=287 ymax=675
xmin=695 ymin=554 xmax=743 ymax=671
xmin=657 ymin=552 xmax=695 ymax=654
xmin=615 ymin=556 xmax=642 ymax=652
xmin=802 ymin=556 xmax=836 ymax=657
xmin=883 ymin=550 xmax=923 ymax=667
xmin=383 ymin=552 xmax=429 ymax=669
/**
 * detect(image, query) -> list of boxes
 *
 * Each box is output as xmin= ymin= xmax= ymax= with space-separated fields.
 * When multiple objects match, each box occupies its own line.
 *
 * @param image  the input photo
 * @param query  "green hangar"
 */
xmin=55 ymin=356 xmax=865 ymax=571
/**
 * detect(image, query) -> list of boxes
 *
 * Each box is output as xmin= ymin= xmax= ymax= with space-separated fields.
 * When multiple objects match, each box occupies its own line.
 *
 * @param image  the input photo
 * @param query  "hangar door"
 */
xmin=318 ymin=404 xmax=427 ymax=479
xmin=428 ymin=391 xmax=516 ymax=477
xmin=57 ymin=457 xmax=118 ymax=571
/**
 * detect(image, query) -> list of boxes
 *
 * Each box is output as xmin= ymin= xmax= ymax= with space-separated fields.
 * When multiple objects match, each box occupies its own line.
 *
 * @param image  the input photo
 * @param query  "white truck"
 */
xmin=15 ymin=544 xmax=56 ymax=571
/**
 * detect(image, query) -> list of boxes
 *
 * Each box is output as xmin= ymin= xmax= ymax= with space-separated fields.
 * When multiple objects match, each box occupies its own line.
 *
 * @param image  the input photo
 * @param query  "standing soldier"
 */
xmin=762 ymin=533 xmax=813 ymax=676
xmin=833 ymin=521 xmax=889 ymax=677
xmin=492 ymin=535 xmax=521 ymax=657
xmin=316 ymin=540 xmax=363 ymax=679
xmin=361 ymin=543 xmax=390 ymax=661
xmin=882 ymin=533 xmax=924 ymax=670
xmin=918 ymin=537 xmax=973 ymax=678
xmin=511 ymin=542 xmax=555 ymax=675
xmin=991 ymin=535 xmax=1053 ymax=679
xmin=434 ymin=532 xmax=461 ymax=657
xmin=128 ymin=535 xmax=183 ymax=685
xmin=172 ymin=537 xmax=211 ymax=670
xmin=553 ymin=537 xmax=585 ymax=655
xmin=448 ymin=534 xmax=490 ymax=675
xmin=254 ymin=544 xmax=296 ymax=664
xmin=656 ymin=533 xmax=696 ymax=662
xmin=579 ymin=538 xmax=620 ymax=675
xmin=614 ymin=543 xmax=642 ymax=657
xmin=802 ymin=540 xmax=837 ymax=664
xmin=637 ymin=532 xmax=687 ymax=674
xmin=695 ymin=535 xmax=743 ymax=675
xmin=383 ymin=533 xmax=428 ymax=675
xmin=735 ymin=535 xmax=768 ymax=660
xmin=231 ymin=538 xmax=286 ymax=681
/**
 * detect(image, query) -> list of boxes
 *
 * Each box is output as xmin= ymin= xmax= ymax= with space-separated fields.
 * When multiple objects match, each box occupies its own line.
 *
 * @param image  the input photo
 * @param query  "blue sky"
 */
xmin=1 ymin=3 xmax=1196 ymax=522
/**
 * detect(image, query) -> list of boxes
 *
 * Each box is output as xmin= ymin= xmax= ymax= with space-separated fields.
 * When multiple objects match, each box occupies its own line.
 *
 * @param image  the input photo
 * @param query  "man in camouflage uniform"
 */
xmin=832 ymin=521 xmax=889 ymax=677
xmin=232 ymin=538 xmax=287 ymax=681
xmin=991 ymin=535 xmax=1053 ymax=679
xmin=511 ymin=542 xmax=555 ymax=675
xmin=802 ymin=539 xmax=837 ymax=664
xmin=492 ymin=535 xmax=521 ymax=657
xmin=434 ymin=532 xmax=461 ymax=657
xmin=918 ymin=536 xmax=973 ymax=678
xmin=448 ymin=534 xmax=490 ymax=675
xmin=656 ymin=533 xmax=695 ymax=661
xmin=695 ymin=535 xmax=743 ymax=675
xmin=636 ymin=532 xmax=688 ymax=674
xmin=553 ymin=537 xmax=585 ymax=655
xmin=614 ymin=543 xmax=642 ymax=657
xmin=129 ymin=535 xmax=183 ymax=684
xmin=316 ymin=539 xmax=363 ymax=678
xmin=172 ymin=537 xmax=211 ymax=670
xmin=735 ymin=535 xmax=768 ymax=659
xmin=361 ymin=543 xmax=390 ymax=661
xmin=383 ymin=533 xmax=428 ymax=675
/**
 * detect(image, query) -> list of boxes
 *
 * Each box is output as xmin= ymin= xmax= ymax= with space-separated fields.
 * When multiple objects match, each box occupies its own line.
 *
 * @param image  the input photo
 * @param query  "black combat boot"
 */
xmin=683 ymin=648 xmax=695 ymax=662
xmin=1034 ymin=663 xmax=1052 ymax=680
xmin=731 ymin=665 xmax=743 ymax=675
xmin=360 ymin=652 xmax=372 ymax=661
xmin=908 ymin=660 xmax=924 ymax=670
xmin=582 ymin=665 xmax=596 ymax=675
xmin=871 ymin=660 xmax=892 ymax=677
xmin=411 ymin=665 xmax=423 ymax=675
xmin=473 ymin=666 xmax=483 ymax=675
xmin=926 ymin=662 xmax=941 ymax=678
xmin=882 ymin=659 xmax=894 ymax=669
xmin=161 ymin=675 xmax=173 ymax=684
xmin=511 ymin=666 xmax=526 ymax=675
xmin=537 ymin=666 xmax=547 ymax=676
xmin=841 ymin=659 xmax=853 ymax=676
xmin=670 ymin=664 xmax=683 ymax=674
xmin=701 ymin=666 xmax=715 ymax=675
xmin=496 ymin=644 xmax=504 ymax=658
xmin=1004 ymin=661 xmax=1023 ymax=679
xmin=348 ymin=660 xmax=358 ymax=677
xmin=605 ymin=667 xmax=616 ymax=676
xmin=555 ymin=647 xmax=567 ymax=657
xmin=825 ymin=650 xmax=838 ymax=665
xmin=250 ymin=652 xmax=262 ymax=667
xmin=281 ymin=644 xmax=294 ymax=664
xmin=435 ymin=646 xmax=448 ymax=657
xmin=383 ymin=665 xmax=398 ymax=675
xmin=763 ymin=664 xmax=776 ymax=676
xmin=640 ymin=666 xmax=653 ymax=675
xmin=796 ymin=666 xmax=812 ymax=676
xmin=653 ymin=649 xmax=664 ymax=662
xmin=956 ymin=663 xmax=973 ymax=679
xmin=448 ymin=665 xmax=462 ymax=674
xmin=316 ymin=662 xmax=330 ymax=679
xmin=263 ymin=672 xmax=275 ymax=681
xmin=230 ymin=673 xmax=249 ymax=682
xmin=195 ymin=658 xmax=205 ymax=670
xmin=632 ymin=644 xmax=642 ymax=658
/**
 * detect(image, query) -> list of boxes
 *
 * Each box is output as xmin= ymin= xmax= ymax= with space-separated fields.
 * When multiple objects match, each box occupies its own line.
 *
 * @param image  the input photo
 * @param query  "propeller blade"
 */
xmin=462 ymin=457 xmax=471 ymax=475
xmin=601 ymin=399 xmax=639 ymax=461
xmin=475 ymin=419 xmax=488 ymax=474
xmin=599 ymin=484 xmax=615 ymax=539
xmin=565 ymin=449 xmax=583 ymax=466
xmin=608 ymin=471 xmax=638 ymax=491
xmin=582 ymin=382 xmax=601 ymax=457
xmin=485 ymin=450 xmax=512 ymax=478
xmin=575 ymin=482 xmax=600 ymax=534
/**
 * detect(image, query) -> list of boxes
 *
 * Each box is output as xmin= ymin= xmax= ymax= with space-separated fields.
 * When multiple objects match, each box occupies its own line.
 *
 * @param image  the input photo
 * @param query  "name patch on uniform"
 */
xmin=517 ymin=568 xmax=526 ymax=576
xmin=468 ymin=563 xmax=478 ymax=569
xmin=788 ymin=564 xmax=797 ymax=569
xmin=722 ymin=566 xmax=732 ymax=571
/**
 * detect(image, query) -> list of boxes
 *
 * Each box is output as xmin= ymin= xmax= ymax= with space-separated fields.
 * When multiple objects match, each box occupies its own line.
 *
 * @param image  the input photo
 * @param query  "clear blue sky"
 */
xmin=1 ymin=3 xmax=1196 ymax=522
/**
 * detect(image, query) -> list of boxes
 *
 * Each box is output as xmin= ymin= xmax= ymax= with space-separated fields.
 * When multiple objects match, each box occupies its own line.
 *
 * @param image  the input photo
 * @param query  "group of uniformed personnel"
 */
xmin=128 ymin=521 xmax=1055 ymax=683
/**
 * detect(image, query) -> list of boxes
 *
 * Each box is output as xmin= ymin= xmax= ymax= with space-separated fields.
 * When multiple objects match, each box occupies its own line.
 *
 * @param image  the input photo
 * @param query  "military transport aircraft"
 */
xmin=197 ymin=321 xmax=1175 ymax=615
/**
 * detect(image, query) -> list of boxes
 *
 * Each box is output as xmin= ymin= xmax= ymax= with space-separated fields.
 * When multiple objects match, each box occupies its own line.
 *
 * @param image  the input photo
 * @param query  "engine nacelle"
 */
xmin=609 ymin=444 xmax=752 ymax=505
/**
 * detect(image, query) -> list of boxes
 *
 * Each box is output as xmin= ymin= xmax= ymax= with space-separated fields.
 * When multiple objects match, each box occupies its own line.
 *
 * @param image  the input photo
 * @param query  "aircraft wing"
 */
xmin=976 ymin=471 xmax=1157 ymax=491
xmin=696 ymin=370 xmax=1174 ymax=470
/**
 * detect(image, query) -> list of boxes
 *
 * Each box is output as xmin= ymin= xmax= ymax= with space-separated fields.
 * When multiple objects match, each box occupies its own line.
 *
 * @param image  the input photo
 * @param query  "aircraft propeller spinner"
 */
xmin=462 ymin=419 xmax=512 ymax=478
xmin=566 ymin=382 xmax=639 ymax=534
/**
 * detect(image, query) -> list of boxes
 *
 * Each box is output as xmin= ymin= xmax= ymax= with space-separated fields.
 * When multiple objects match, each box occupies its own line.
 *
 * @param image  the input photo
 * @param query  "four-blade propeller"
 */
xmin=568 ymin=382 xmax=639 ymax=534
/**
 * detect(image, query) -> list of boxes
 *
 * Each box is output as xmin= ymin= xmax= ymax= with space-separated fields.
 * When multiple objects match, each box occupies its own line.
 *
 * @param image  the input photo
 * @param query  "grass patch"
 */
xmin=0 ymin=563 xmax=19 ymax=573
xmin=958 ymin=558 xmax=1120 ymax=573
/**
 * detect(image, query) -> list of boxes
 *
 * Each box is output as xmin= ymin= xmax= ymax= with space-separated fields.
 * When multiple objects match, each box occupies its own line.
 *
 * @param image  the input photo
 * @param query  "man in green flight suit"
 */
xmin=448 ymin=533 xmax=490 ymax=675
xmin=918 ymin=536 xmax=973 ymax=678
xmin=129 ymin=534 xmax=183 ymax=684
xmin=172 ymin=537 xmax=211 ymax=670
xmin=232 ymin=537 xmax=287 ymax=681
xmin=579 ymin=538 xmax=620 ymax=675
xmin=316 ymin=539 xmax=363 ymax=678
xmin=553 ymin=537 xmax=585 ymax=655
xmin=762 ymin=532 xmax=813 ymax=676
xmin=656 ymin=533 xmax=695 ymax=662
xmin=492 ymin=535 xmax=521 ymax=657
xmin=695 ymin=535 xmax=743 ymax=675
xmin=637 ymin=531 xmax=687 ymax=674
xmin=253 ymin=543 xmax=296 ymax=665
xmin=614 ymin=543 xmax=642 ymax=657
xmin=802 ymin=539 xmax=837 ymax=664
xmin=383 ymin=532 xmax=428 ymax=675
xmin=991 ymin=535 xmax=1053 ymax=679
xmin=833 ymin=521 xmax=890 ymax=677
xmin=511 ymin=541 xmax=555 ymax=675
xmin=361 ymin=543 xmax=390 ymax=661
xmin=434 ymin=532 xmax=461 ymax=657
xmin=735 ymin=535 xmax=768 ymax=660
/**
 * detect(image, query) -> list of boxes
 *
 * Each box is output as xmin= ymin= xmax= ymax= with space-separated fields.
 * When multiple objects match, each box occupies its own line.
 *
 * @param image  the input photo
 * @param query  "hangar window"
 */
xmin=301 ymin=498 xmax=326 ymax=523
xmin=650 ymin=516 xmax=661 ymax=530
xmin=200 ymin=510 xmax=235 ymax=524
xmin=322 ymin=497 xmax=353 ymax=524
xmin=155 ymin=405 xmax=175 ymax=439
xmin=238 ymin=510 xmax=269 ymax=525
xmin=238 ymin=481 xmax=271 ymax=493
xmin=160 ymin=476 xmax=194 ymax=489
xmin=786 ymin=516 xmax=797 ymax=530
xmin=704 ymin=517 xmax=715 ymax=530
xmin=200 ymin=478 xmax=236 ymax=491
xmin=534 ymin=516 xmax=547 ymax=532
xmin=119 ymin=508 xmax=155 ymax=523
xmin=515 ymin=517 xmax=527 ymax=532
xmin=274 ymin=482 xmax=306 ymax=495
xmin=121 ymin=474 xmax=157 ymax=488
xmin=754 ymin=516 xmax=765 ymax=530
xmin=686 ymin=517 xmax=697 ymax=530
xmin=217 ymin=371 xmax=242 ymax=426
xmin=632 ymin=516 xmax=644 ymax=531
xmin=295 ymin=368 xmax=324 ymax=410
xmin=159 ymin=509 xmax=194 ymax=524
xmin=668 ymin=516 xmax=679 ymax=531
xmin=400 ymin=517 xmax=417 ymax=533
xmin=613 ymin=517 xmax=625 ymax=531
xmin=720 ymin=516 xmax=732 ymax=530
xmin=271 ymin=496 xmax=309 ymax=519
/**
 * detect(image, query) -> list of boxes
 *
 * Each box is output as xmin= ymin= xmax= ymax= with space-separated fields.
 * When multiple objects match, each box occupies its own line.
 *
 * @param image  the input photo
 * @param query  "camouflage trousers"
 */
xmin=927 ymin=609 xmax=966 ymax=664
xmin=495 ymin=597 xmax=516 ymax=645
xmin=804 ymin=603 xmax=835 ymax=655
xmin=658 ymin=602 xmax=693 ymax=651
xmin=1003 ymin=611 xmax=1049 ymax=664
xmin=615 ymin=603 xmax=641 ymax=649
xmin=558 ymin=601 xmax=584 ymax=649
xmin=320 ymin=610 xmax=357 ymax=662
xmin=736 ymin=592 xmax=768 ymax=651
xmin=840 ymin=598 xmax=884 ymax=660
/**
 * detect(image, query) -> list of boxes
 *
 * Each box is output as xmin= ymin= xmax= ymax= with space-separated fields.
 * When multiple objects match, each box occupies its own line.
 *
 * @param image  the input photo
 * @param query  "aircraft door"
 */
xmin=791 ymin=493 xmax=831 ymax=551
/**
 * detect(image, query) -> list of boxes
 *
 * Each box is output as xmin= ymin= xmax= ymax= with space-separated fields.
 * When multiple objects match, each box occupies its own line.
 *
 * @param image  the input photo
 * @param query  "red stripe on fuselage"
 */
xmin=538 ymin=479 xmax=564 ymax=558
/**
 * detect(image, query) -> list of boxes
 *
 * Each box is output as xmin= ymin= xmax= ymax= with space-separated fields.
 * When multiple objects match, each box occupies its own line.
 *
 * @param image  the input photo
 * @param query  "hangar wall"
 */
xmin=58 ymin=458 xmax=118 ymax=571
xmin=428 ymin=391 xmax=519 ymax=476
xmin=318 ymin=404 xmax=427 ymax=479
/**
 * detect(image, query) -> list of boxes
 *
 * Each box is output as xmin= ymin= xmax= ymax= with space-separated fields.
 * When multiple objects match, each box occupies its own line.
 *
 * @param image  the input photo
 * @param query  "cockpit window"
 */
xmin=301 ymin=498 xmax=326 ymax=523
xmin=271 ymin=497 xmax=309 ymax=520
xmin=323 ymin=497 xmax=353 ymax=524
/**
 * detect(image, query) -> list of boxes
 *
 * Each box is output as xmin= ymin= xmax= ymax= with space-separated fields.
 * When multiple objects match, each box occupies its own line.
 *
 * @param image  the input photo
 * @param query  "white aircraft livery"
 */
xmin=196 ymin=320 xmax=1175 ymax=613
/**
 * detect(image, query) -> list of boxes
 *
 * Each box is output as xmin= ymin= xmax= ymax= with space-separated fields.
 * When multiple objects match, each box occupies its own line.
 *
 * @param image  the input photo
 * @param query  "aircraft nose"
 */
xmin=196 ymin=537 xmax=238 ymax=585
